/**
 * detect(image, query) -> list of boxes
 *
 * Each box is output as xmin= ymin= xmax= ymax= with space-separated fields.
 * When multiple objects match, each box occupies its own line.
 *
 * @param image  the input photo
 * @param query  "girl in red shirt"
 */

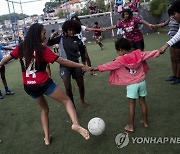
xmin=0 ymin=23 xmax=90 ymax=145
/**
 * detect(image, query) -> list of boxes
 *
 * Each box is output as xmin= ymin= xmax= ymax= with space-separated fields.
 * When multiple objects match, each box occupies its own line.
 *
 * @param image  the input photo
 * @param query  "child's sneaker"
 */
xmin=6 ymin=90 xmax=14 ymax=95
xmin=171 ymin=78 xmax=180 ymax=84
xmin=166 ymin=76 xmax=176 ymax=81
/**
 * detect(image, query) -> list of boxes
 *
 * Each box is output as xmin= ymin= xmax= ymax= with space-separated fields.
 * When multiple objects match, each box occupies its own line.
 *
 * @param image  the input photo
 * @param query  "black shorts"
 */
xmin=24 ymin=79 xmax=58 ymax=98
xmin=172 ymin=41 xmax=180 ymax=49
xmin=132 ymin=39 xmax=144 ymax=50
xmin=60 ymin=66 xmax=83 ymax=79
xmin=0 ymin=65 xmax=5 ymax=73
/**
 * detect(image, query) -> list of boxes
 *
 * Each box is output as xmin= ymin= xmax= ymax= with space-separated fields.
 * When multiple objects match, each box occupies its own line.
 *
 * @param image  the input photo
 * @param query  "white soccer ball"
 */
xmin=88 ymin=117 xmax=105 ymax=136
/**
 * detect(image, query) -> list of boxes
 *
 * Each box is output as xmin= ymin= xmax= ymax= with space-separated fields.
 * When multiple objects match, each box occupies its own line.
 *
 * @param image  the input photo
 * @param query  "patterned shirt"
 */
xmin=116 ymin=16 xmax=143 ymax=42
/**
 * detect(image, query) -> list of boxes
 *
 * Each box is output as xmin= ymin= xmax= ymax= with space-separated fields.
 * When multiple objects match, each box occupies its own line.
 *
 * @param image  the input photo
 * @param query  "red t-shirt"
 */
xmin=116 ymin=16 xmax=143 ymax=42
xmin=10 ymin=46 xmax=59 ymax=85
xmin=93 ymin=25 xmax=101 ymax=36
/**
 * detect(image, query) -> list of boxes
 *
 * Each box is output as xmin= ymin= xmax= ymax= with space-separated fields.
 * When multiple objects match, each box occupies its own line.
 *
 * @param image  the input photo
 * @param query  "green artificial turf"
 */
xmin=0 ymin=31 xmax=179 ymax=154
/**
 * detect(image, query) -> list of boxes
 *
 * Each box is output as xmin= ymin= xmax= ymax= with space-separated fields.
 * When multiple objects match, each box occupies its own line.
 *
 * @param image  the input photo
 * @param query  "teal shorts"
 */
xmin=126 ymin=80 xmax=147 ymax=99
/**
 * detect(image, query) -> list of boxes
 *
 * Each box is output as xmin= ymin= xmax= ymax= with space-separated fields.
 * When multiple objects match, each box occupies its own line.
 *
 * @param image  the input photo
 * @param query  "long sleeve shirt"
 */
xmin=97 ymin=49 xmax=160 ymax=86
xmin=47 ymin=35 xmax=86 ymax=63
xmin=167 ymin=27 xmax=180 ymax=46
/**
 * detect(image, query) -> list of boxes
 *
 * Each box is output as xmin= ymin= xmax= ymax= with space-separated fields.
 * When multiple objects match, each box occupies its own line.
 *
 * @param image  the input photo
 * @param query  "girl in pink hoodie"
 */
xmin=93 ymin=38 xmax=165 ymax=132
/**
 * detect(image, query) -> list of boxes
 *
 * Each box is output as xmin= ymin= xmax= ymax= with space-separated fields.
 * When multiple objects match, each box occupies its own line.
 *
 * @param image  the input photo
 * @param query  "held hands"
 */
xmin=81 ymin=65 xmax=98 ymax=73
xmin=149 ymin=24 xmax=156 ymax=29
xmin=91 ymin=67 xmax=98 ymax=71
xmin=100 ymin=28 xmax=107 ymax=32
xmin=159 ymin=43 xmax=169 ymax=54
xmin=81 ymin=65 xmax=93 ymax=72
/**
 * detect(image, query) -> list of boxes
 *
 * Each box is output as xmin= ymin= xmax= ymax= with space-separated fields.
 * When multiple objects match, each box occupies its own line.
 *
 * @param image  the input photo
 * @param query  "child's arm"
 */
xmin=85 ymin=27 xmax=103 ymax=32
xmin=93 ymin=59 xmax=122 ymax=72
xmin=56 ymin=57 xmax=91 ymax=72
xmin=103 ymin=25 xmax=117 ymax=31
xmin=140 ymin=19 xmax=154 ymax=29
xmin=141 ymin=49 xmax=165 ymax=61
xmin=47 ymin=35 xmax=61 ymax=46
xmin=160 ymin=28 xmax=180 ymax=52
xmin=0 ymin=54 xmax=14 ymax=67
xmin=153 ymin=19 xmax=170 ymax=28
xmin=166 ymin=27 xmax=180 ymax=47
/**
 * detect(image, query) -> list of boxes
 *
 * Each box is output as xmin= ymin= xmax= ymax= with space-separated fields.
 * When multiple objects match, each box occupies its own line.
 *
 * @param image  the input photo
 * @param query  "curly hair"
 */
xmin=168 ymin=0 xmax=180 ymax=16
xmin=115 ymin=38 xmax=132 ymax=51
xmin=71 ymin=15 xmax=81 ymax=24
xmin=18 ymin=23 xmax=45 ymax=69
xmin=122 ymin=9 xmax=133 ymax=19
xmin=62 ymin=20 xmax=81 ymax=34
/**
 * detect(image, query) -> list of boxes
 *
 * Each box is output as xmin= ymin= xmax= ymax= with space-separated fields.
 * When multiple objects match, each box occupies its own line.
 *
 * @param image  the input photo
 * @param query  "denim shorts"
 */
xmin=24 ymin=79 xmax=58 ymax=99
xmin=126 ymin=80 xmax=147 ymax=99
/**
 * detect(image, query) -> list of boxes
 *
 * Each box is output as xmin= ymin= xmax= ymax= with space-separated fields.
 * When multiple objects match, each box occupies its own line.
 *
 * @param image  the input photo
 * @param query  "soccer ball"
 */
xmin=88 ymin=117 xmax=105 ymax=136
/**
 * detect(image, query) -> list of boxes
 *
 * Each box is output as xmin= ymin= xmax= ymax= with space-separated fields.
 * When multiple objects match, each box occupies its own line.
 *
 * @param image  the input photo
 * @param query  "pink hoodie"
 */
xmin=97 ymin=49 xmax=160 ymax=85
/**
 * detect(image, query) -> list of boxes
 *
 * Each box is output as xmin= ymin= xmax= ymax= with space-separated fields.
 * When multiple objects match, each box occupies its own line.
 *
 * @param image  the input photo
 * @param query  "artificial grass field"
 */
xmin=0 ymin=32 xmax=179 ymax=154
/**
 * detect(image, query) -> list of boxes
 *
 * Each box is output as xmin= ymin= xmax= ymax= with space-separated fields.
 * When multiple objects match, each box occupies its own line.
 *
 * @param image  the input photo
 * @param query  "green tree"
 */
xmin=96 ymin=0 xmax=106 ymax=11
xmin=150 ymin=0 xmax=169 ymax=17
xmin=79 ymin=7 xmax=89 ymax=15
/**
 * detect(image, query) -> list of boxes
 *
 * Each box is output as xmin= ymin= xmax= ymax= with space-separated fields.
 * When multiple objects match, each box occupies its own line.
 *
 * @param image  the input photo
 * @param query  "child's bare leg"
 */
xmin=125 ymin=98 xmax=136 ymax=132
xmin=139 ymin=97 xmax=148 ymax=128
xmin=75 ymin=77 xmax=90 ymax=107
xmin=49 ymin=87 xmax=90 ymax=140
xmin=35 ymin=96 xmax=50 ymax=145
xmin=63 ymin=77 xmax=76 ymax=108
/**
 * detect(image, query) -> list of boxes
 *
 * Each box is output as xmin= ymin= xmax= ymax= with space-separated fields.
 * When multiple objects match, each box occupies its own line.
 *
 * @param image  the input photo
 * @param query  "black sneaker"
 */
xmin=171 ymin=78 xmax=180 ymax=84
xmin=166 ymin=76 xmax=176 ymax=81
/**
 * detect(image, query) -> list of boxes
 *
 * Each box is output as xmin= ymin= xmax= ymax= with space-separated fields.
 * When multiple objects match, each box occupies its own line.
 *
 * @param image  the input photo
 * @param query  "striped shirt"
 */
xmin=168 ymin=19 xmax=180 ymax=37
xmin=167 ymin=27 xmax=180 ymax=46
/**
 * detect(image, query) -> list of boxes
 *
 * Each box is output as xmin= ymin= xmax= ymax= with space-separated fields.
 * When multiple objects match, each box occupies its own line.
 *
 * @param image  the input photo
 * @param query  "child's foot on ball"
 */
xmin=71 ymin=124 xmax=90 ymax=140
xmin=140 ymin=120 xmax=148 ymax=128
xmin=124 ymin=125 xmax=134 ymax=132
